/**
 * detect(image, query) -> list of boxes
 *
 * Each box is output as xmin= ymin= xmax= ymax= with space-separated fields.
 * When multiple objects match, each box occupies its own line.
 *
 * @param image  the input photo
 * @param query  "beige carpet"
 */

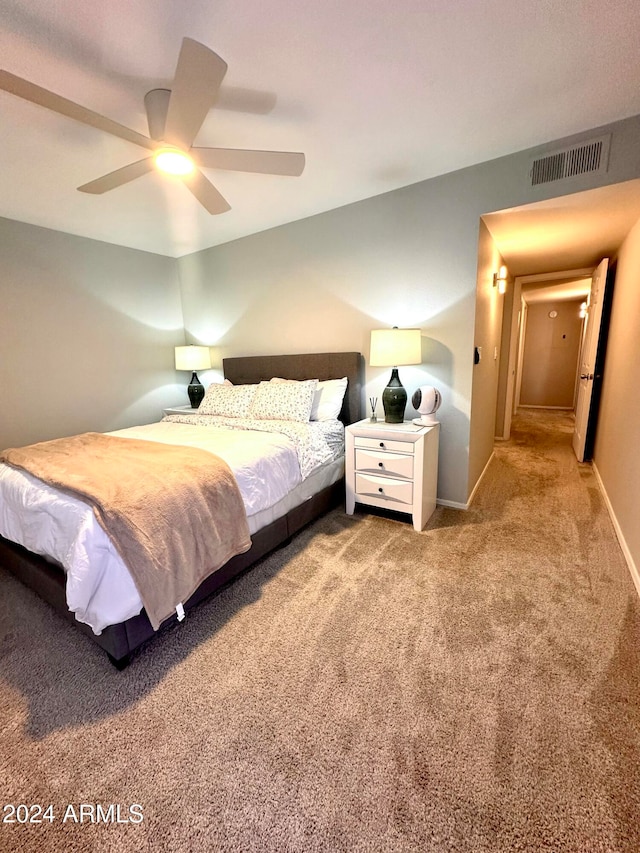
xmin=1 ymin=409 xmax=639 ymax=852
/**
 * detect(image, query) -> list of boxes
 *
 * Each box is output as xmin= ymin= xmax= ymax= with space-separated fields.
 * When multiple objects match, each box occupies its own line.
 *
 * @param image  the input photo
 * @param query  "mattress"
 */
xmin=0 ymin=417 xmax=344 ymax=634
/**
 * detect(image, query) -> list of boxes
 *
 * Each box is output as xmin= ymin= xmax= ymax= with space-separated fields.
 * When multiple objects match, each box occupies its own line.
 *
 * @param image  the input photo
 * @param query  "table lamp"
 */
xmin=175 ymin=345 xmax=212 ymax=408
xmin=369 ymin=327 xmax=422 ymax=423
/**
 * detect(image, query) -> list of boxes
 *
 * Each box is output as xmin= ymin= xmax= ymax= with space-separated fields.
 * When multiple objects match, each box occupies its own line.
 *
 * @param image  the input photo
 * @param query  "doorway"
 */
xmin=519 ymin=296 xmax=586 ymax=409
xmin=497 ymin=269 xmax=592 ymax=441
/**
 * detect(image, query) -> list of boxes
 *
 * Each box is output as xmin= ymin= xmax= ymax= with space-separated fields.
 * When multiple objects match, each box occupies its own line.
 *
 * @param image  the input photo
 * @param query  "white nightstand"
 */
xmin=345 ymin=419 xmax=439 ymax=531
xmin=163 ymin=405 xmax=199 ymax=416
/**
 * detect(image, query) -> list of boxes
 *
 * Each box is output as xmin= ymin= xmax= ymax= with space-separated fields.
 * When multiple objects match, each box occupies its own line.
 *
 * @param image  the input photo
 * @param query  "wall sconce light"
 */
xmin=493 ymin=265 xmax=508 ymax=294
xmin=175 ymin=345 xmax=212 ymax=408
xmin=579 ymin=301 xmax=587 ymax=319
xmin=369 ymin=327 xmax=422 ymax=423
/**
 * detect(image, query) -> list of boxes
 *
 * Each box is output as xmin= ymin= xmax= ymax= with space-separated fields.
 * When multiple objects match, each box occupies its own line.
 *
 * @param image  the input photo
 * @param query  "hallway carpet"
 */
xmin=1 ymin=409 xmax=639 ymax=852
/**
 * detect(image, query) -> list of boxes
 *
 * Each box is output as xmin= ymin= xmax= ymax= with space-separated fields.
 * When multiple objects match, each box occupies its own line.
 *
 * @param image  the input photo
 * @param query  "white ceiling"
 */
xmin=2 ymin=0 xmax=640 ymax=260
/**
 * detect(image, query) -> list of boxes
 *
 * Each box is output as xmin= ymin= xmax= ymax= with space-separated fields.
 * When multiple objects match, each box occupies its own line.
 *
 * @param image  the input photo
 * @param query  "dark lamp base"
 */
xmin=187 ymin=372 xmax=205 ymax=408
xmin=382 ymin=368 xmax=407 ymax=423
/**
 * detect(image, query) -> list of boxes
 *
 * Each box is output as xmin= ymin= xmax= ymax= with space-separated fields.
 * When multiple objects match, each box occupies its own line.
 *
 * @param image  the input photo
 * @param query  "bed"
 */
xmin=0 ymin=352 xmax=363 ymax=668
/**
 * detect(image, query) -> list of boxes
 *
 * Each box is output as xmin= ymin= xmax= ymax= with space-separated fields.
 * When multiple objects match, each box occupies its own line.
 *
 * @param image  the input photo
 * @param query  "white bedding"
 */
xmin=0 ymin=417 xmax=344 ymax=634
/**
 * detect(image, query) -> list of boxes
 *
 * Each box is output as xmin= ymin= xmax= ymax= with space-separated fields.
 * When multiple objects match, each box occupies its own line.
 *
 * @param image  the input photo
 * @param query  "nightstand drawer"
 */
xmin=354 ymin=436 xmax=415 ymax=454
xmin=355 ymin=448 xmax=414 ymax=479
xmin=354 ymin=473 xmax=413 ymax=506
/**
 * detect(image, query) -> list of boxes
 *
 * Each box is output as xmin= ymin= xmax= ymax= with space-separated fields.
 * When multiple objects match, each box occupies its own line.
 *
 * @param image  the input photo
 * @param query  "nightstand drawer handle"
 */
xmin=378 ymin=462 xmax=384 ymax=468
xmin=378 ymin=487 xmax=384 ymax=493
xmin=379 ymin=442 xmax=385 ymax=448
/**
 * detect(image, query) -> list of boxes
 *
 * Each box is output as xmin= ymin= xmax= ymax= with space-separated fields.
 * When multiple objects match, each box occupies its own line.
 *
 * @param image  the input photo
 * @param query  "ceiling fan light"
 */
xmin=154 ymin=148 xmax=195 ymax=176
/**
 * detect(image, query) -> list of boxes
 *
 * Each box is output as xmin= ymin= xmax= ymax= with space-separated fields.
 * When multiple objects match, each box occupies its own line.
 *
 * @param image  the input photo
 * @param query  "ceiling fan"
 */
xmin=0 ymin=38 xmax=305 ymax=214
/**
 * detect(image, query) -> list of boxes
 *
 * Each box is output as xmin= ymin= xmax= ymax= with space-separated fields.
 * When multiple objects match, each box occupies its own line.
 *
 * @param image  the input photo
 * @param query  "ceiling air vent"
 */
xmin=529 ymin=134 xmax=611 ymax=187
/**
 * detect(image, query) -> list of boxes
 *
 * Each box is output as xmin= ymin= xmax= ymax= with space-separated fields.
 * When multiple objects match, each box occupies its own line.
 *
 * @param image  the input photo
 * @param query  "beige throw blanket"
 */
xmin=1 ymin=433 xmax=251 ymax=630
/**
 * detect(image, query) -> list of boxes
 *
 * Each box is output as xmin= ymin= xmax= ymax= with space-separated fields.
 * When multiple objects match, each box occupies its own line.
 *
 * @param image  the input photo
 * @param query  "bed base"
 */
xmin=0 ymin=351 xmax=363 ymax=668
xmin=0 ymin=478 xmax=344 ymax=668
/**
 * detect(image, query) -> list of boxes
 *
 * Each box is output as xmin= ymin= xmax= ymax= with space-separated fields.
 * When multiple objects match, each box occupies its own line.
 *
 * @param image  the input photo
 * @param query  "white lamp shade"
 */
xmin=369 ymin=328 xmax=422 ymax=367
xmin=175 ymin=345 xmax=212 ymax=371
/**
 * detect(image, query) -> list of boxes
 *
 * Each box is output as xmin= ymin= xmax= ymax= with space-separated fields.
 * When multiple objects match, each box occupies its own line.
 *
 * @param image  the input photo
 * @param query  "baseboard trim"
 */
xmin=438 ymin=450 xmax=496 ymax=512
xmin=467 ymin=450 xmax=495 ymax=508
xmin=592 ymin=462 xmax=640 ymax=598
xmin=518 ymin=405 xmax=574 ymax=410
xmin=436 ymin=498 xmax=468 ymax=511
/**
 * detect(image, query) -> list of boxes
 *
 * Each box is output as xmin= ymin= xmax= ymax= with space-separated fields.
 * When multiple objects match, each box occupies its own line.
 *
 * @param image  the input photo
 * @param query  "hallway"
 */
xmin=442 ymin=405 xmax=640 ymax=849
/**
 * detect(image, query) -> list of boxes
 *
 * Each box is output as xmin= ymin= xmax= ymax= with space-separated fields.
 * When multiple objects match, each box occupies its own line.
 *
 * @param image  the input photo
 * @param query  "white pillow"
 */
xmin=249 ymin=380 xmax=317 ymax=422
xmin=311 ymin=377 xmax=348 ymax=421
xmin=198 ymin=383 xmax=257 ymax=417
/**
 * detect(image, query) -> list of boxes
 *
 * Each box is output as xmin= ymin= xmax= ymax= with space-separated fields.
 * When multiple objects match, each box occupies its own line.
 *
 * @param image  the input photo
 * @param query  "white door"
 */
xmin=572 ymin=257 xmax=609 ymax=461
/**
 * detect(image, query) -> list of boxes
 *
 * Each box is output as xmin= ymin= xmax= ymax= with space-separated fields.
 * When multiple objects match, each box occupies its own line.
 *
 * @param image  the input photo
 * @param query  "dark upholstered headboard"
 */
xmin=223 ymin=352 xmax=364 ymax=425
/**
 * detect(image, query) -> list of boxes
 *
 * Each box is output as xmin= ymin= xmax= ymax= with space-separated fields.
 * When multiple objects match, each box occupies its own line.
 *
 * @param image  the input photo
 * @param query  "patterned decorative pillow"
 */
xmin=198 ymin=383 xmax=257 ymax=417
xmin=249 ymin=380 xmax=318 ymax=422
xmin=271 ymin=376 xmax=348 ymax=421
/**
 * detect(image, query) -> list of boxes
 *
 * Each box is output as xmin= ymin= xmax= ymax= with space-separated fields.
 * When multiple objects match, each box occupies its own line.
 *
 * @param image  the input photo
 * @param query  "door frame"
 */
xmin=499 ymin=267 xmax=594 ymax=440
xmin=573 ymin=258 xmax=609 ymax=461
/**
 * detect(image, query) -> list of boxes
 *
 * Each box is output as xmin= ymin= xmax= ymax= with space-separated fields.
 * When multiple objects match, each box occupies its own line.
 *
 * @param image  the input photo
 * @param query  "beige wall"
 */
xmin=519 ymin=300 xmax=583 ymax=407
xmin=494 ymin=279 xmax=518 ymax=439
xmin=468 ymin=221 xmax=505 ymax=491
xmin=593 ymin=215 xmax=640 ymax=576
xmin=0 ymin=217 xmax=184 ymax=450
xmin=177 ymin=175 xmax=481 ymax=506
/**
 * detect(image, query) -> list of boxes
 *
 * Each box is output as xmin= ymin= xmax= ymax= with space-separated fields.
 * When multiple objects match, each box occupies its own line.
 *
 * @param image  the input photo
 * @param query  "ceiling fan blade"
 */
xmin=0 ymin=70 xmax=156 ymax=151
xmin=192 ymin=147 xmax=305 ymax=176
xmin=78 ymin=158 xmax=155 ymax=194
xmin=182 ymin=169 xmax=231 ymax=214
xmin=164 ymin=38 xmax=228 ymax=150
xmin=144 ymin=88 xmax=171 ymax=141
